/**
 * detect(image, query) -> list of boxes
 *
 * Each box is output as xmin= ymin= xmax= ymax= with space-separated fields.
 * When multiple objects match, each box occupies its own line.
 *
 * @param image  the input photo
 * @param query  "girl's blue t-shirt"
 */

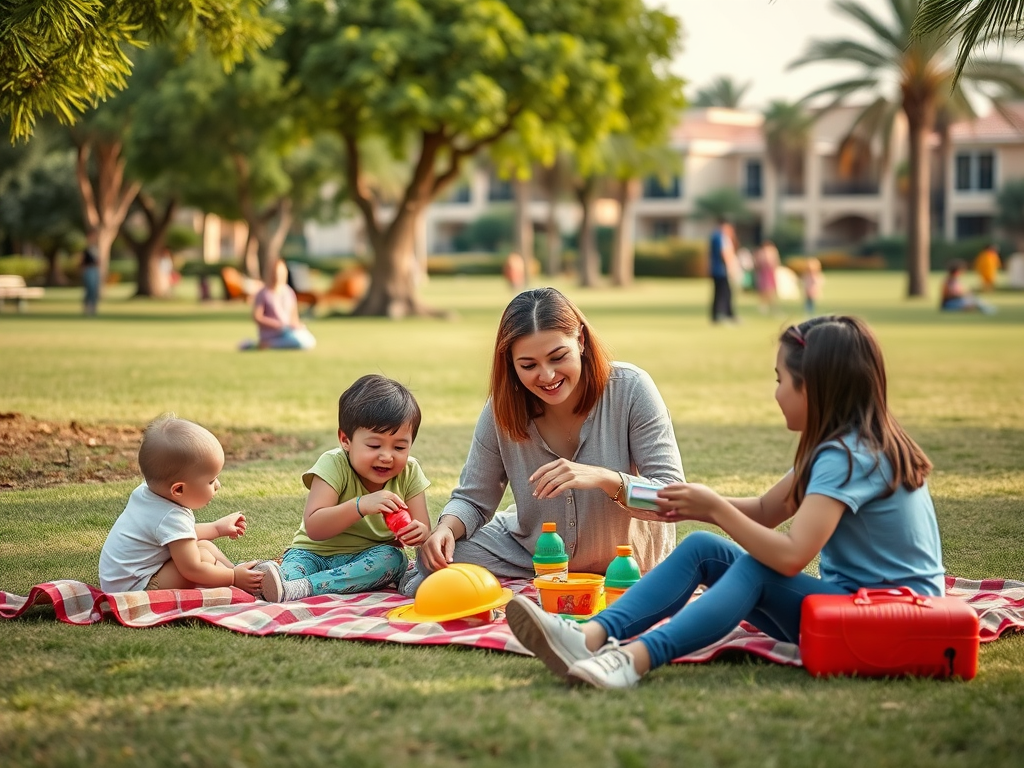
xmin=807 ymin=436 xmax=945 ymax=596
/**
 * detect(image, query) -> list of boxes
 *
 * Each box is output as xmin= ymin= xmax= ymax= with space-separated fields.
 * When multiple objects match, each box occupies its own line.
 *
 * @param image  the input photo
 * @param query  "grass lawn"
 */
xmin=1 ymin=272 xmax=1023 ymax=767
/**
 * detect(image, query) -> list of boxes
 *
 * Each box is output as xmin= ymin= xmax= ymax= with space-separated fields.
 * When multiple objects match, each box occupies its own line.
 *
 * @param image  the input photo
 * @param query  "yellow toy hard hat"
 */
xmin=388 ymin=563 xmax=513 ymax=623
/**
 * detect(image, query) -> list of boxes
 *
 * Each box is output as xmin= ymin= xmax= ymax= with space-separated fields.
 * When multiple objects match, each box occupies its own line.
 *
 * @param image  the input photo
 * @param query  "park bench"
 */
xmin=220 ymin=266 xmax=262 ymax=301
xmin=0 ymin=275 xmax=45 ymax=312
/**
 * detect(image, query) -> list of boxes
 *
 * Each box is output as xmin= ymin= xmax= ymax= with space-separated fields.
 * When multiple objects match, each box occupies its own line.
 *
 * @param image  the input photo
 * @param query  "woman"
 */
xmin=402 ymin=287 xmax=685 ymax=596
xmin=250 ymin=260 xmax=316 ymax=350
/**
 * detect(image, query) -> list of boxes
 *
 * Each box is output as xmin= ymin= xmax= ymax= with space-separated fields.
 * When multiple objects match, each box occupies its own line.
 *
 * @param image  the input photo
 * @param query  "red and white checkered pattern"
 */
xmin=2 ymin=576 xmax=1021 ymax=666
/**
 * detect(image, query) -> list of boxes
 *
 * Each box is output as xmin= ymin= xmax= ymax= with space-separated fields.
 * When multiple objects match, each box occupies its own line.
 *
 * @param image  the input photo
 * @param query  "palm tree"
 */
xmin=692 ymin=76 xmax=752 ymax=108
xmin=791 ymin=0 xmax=1024 ymax=297
xmin=762 ymin=100 xmax=815 ymax=238
xmin=914 ymin=0 xmax=1024 ymax=85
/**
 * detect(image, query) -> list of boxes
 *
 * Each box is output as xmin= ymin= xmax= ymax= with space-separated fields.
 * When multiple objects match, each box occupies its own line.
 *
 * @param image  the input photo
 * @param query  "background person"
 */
xmin=941 ymin=260 xmax=995 ymax=314
xmin=80 ymin=230 xmax=100 ymax=316
xmin=403 ymin=287 xmax=685 ymax=596
xmin=507 ymin=316 xmax=944 ymax=689
xmin=708 ymin=217 xmax=738 ymax=323
xmin=974 ymin=243 xmax=1001 ymax=292
xmin=245 ymin=260 xmax=316 ymax=350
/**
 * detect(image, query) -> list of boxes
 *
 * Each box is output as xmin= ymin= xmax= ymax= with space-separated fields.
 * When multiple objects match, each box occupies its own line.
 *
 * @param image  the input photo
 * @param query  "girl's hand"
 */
xmin=232 ymin=561 xmax=262 ymax=594
xmin=653 ymin=482 xmax=727 ymax=523
xmin=359 ymin=491 xmax=409 ymax=517
xmin=529 ymin=458 xmax=607 ymax=500
xmin=421 ymin=526 xmax=456 ymax=571
xmin=218 ymin=513 xmax=247 ymax=539
xmin=395 ymin=519 xmax=430 ymax=547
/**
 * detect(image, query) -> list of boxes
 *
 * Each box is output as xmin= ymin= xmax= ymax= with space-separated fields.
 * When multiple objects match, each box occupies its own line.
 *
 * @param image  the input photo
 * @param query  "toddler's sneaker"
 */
xmin=567 ymin=647 xmax=641 ymax=690
xmin=252 ymin=560 xmax=284 ymax=602
xmin=505 ymin=595 xmax=594 ymax=679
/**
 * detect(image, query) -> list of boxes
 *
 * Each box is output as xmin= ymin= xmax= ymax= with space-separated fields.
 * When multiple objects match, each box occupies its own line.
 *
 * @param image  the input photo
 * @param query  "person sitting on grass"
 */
xmin=99 ymin=415 xmax=274 ymax=595
xmin=241 ymin=259 xmax=316 ymax=350
xmin=941 ymin=260 xmax=995 ymax=315
xmin=257 ymin=374 xmax=432 ymax=602
xmin=507 ymin=316 xmax=945 ymax=689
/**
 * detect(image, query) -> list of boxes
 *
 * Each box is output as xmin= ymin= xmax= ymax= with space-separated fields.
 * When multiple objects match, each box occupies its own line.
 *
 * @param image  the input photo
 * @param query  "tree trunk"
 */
xmin=355 ymin=209 xmax=428 ymax=318
xmin=514 ymin=177 xmax=534 ymax=280
xmin=576 ymin=177 xmax=600 ymax=288
xmin=74 ymin=140 xmax=141 ymax=291
xmin=44 ymin=247 xmax=68 ymax=286
xmin=125 ymin=196 xmax=178 ymax=298
xmin=544 ymin=161 xmax=564 ymax=276
xmin=610 ymin=177 xmax=641 ymax=287
xmin=904 ymin=100 xmax=934 ymax=298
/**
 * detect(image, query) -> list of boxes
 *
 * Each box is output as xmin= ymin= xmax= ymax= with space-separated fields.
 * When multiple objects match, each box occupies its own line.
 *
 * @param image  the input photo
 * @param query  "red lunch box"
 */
xmin=799 ymin=587 xmax=980 ymax=680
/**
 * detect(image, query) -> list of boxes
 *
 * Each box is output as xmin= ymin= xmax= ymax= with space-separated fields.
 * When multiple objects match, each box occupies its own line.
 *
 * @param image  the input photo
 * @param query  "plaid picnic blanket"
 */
xmin=2 ymin=576 xmax=1022 ymax=667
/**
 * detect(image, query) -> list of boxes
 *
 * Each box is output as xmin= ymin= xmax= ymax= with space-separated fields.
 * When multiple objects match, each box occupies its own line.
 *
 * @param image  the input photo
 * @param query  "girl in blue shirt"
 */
xmin=506 ymin=315 xmax=944 ymax=689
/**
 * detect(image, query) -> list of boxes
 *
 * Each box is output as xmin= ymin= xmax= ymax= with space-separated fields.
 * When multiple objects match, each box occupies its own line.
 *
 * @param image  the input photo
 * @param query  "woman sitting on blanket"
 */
xmin=507 ymin=316 xmax=945 ymax=689
xmin=401 ymin=286 xmax=686 ymax=597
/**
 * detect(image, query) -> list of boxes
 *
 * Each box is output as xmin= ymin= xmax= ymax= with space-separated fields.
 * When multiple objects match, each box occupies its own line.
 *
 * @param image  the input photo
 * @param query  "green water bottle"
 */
xmin=533 ymin=522 xmax=569 ymax=584
xmin=604 ymin=545 xmax=641 ymax=605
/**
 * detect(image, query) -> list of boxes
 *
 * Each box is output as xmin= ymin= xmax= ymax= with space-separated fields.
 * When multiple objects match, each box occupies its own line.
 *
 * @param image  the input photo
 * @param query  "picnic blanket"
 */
xmin=2 ymin=576 xmax=1022 ymax=667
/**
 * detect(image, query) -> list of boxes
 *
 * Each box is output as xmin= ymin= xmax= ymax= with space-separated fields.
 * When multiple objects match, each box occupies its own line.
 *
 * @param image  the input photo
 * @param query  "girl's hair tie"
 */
xmin=786 ymin=326 xmax=806 ymax=347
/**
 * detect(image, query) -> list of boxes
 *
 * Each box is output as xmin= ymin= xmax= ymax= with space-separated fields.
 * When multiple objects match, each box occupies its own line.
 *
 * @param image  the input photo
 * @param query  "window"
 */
xmin=744 ymin=160 xmax=762 ymax=197
xmin=487 ymin=175 xmax=514 ymax=201
xmin=955 ymin=215 xmax=992 ymax=239
xmin=642 ymin=175 xmax=681 ymax=199
xmin=955 ymin=151 xmax=995 ymax=191
xmin=650 ymin=219 xmax=678 ymax=240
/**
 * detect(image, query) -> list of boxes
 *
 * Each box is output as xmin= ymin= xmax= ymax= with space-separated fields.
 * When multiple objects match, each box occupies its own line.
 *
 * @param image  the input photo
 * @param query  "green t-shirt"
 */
xmin=290 ymin=447 xmax=430 ymax=556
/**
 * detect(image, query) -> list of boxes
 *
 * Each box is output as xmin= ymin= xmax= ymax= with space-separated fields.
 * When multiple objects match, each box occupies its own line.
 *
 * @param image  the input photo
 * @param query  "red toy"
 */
xmin=384 ymin=508 xmax=412 ymax=535
xmin=800 ymin=587 xmax=979 ymax=680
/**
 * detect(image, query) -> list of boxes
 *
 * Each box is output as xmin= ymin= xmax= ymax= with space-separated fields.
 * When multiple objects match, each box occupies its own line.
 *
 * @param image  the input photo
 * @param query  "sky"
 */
xmin=659 ymin=0 xmax=1012 ymax=109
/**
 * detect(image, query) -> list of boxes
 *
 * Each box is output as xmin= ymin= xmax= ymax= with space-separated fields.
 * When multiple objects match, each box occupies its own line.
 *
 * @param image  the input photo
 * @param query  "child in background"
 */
xmin=941 ymin=260 xmax=996 ymax=314
xmin=99 ymin=416 xmax=269 ymax=594
xmin=259 ymin=374 xmax=431 ymax=602
xmin=801 ymin=257 xmax=823 ymax=314
xmin=507 ymin=316 xmax=945 ymax=689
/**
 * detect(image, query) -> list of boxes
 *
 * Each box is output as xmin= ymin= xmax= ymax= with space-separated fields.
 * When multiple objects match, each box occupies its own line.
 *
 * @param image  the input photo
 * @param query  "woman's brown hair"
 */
xmin=780 ymin=316 xmax=932 ymax=506
xmin=490 ymin=288 xmax=612 ymax=440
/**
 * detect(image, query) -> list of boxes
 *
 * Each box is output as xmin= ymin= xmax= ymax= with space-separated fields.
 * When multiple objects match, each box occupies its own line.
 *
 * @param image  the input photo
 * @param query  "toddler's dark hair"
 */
xmin=338 ymin=374 xmax=421 ymax=441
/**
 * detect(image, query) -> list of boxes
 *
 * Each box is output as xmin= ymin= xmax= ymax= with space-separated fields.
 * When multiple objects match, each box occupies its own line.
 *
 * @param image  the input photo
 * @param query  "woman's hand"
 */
xmin=529 ymin=458 xmax=616 ymax=500
xmin=420 ymin=525 xmax=456 ymax=571
xmin=653 ymin=482 xmax=729 ymax=523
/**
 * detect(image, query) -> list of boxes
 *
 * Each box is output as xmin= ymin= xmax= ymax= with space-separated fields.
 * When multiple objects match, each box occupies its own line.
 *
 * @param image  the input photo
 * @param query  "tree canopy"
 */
xmin=0 ymin=0 xmax=277 ymax=141
xmin=914 ymin=0 xmax=1024 ymax=84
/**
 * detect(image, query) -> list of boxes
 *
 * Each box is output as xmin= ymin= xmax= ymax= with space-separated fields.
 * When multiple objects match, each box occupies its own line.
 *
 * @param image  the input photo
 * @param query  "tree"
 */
xmin=0 ymin=132 xmax=83 ymax=284
xmin=996 ymin=177 xmax=1024 ymax=248
xmin=691 ymin=76 xmax=752 ymax=108
xmin=694 ymin=187 xmax=752 ymax=223
xmin=762 ymin=100 xmax=815 ymax=237
xmin=791 ymin=0 xmax=1024 ymax=297
xmin=280 ymin=0 xmax=673 ymax=317
xmin=914 ymin=0 xmax=1024 ymax=84
xmin=1 ymin=0 xmax=277 ymax=141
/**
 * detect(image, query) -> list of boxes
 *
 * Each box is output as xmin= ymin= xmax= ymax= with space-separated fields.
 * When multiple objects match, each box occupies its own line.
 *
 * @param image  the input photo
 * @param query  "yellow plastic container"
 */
xmin=605 ymin=586 xmax=627 ymax=606
xmin=533 ymin=561 xmax=569 ymax=582
xmin=534 ymin=572 xmax=605 ymax=616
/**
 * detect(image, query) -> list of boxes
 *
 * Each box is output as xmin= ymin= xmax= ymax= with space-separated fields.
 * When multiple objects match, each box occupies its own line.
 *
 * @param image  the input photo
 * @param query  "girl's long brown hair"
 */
xmin=780 ymin=316 xmax=932 ymax=506
xmin=490 ymin=288 xmax=612 ymax=441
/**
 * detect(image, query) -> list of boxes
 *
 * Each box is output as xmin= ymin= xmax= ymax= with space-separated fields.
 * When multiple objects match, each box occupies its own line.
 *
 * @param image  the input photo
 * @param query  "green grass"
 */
xmin=2 ymin=273 xmax=1023 ymax=768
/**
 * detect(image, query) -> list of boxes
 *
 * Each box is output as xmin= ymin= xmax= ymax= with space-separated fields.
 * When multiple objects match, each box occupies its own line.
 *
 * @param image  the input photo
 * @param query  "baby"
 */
xmin=99 ymin=415 xmax=272 ymax=594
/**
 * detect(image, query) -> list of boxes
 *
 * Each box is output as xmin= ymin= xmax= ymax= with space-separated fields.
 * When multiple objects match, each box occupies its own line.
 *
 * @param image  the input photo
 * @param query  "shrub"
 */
xmin=633 ymin=238 xmax=708 ymax=277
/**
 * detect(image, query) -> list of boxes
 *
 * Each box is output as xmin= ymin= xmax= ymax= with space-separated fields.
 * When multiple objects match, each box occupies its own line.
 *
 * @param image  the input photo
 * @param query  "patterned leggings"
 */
xmin=281 ymin=545 xmax=407 ymax=595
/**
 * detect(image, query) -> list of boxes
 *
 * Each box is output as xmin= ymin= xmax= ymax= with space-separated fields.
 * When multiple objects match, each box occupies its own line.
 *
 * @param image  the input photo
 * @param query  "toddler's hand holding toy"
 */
xmin=360 ymin=490 xmax=409 ymax=518
xmin=217 ymin=512 xmax=247 ymax=539
xmin=394 ymin=518 xmax=430 ymax=547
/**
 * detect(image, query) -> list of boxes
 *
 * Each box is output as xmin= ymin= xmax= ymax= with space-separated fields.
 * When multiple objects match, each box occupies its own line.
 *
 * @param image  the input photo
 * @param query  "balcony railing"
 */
xmin=822 ymin=180 xmax=880 ymax=196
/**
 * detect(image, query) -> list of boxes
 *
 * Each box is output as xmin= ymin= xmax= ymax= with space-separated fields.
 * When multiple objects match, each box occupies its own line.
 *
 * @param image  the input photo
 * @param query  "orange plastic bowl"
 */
xmin=533 ymin=572 xmax=605 ymax=616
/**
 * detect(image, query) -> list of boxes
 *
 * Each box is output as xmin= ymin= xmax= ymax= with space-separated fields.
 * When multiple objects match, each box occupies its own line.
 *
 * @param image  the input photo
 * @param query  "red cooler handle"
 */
xmin=852 ymin=587 xmax=932 ymax=607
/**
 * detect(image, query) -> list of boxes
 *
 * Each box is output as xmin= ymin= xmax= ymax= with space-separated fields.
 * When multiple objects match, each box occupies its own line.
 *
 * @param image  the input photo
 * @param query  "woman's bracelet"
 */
xmin=610 ymin=478 xmax=624 ymax=502
xmin=355 ymin=496 xmax=364 ymax=517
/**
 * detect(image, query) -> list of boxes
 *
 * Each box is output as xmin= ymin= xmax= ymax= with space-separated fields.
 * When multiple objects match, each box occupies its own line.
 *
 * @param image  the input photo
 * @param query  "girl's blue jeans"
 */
xmin=281 ymin=545 xmax=407 ymax=595
xmin=593 ymin=530 xmax=851 ymax=669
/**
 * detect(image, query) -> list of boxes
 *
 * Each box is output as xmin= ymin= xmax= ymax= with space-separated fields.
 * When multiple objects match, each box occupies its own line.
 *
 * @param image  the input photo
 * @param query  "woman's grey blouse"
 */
xmin=440 ymin=362 xmax=685 ymax=573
